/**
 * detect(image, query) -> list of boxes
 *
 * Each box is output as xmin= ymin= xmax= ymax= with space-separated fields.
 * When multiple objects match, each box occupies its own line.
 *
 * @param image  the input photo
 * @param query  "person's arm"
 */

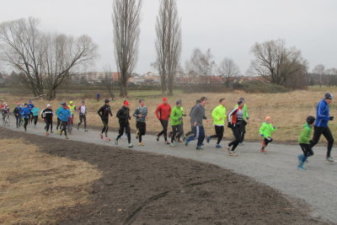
xmin=259 ymin=123 xmax=266 ymax=137
xmin=97 ymin=106 xmax=103 ymax=117
xmin=317 ymin=102 xmax=330 ymax=120
xmin=144 ymin=107 xmax=148 ymax=118
xmin=155 ymin=105 xmax=161 ymax=120
xmin=133 ymin=108 xmax=139 ymax=118
xmin=109 ymin=107 xmax=113 ymax=117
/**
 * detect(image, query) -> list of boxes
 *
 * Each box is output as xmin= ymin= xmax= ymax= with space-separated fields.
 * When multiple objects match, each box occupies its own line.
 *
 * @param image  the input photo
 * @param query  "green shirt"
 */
xmin=235 ymin=104 xmax=249 ymax=120
xmin=298 ymin=123 xmax=312 ymax=144
xmin=170 ymin=106 xmax=183 ymax=126
xmin=211 ymin=105 xmax=227 ymax=126
xmin=259 ymin=122 xmax=276 ymax=138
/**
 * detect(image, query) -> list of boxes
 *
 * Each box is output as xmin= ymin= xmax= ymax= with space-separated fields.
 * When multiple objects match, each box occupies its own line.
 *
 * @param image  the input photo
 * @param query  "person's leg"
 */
xmin=78 ymin=115 xmax=83 ymax=128
xmin=240 ymin=123 xmax=247 ymax=143
xmin=322 ymin=127 xmax=334 ymax=159
xmin=24 ymin=118 xmax=28 ymax=131
xmin=163 ymin=120 xmax=168 ymax=142
xmin=231 ymin=126 xmax=242 ymax=151
xmin=50 ymin=120 xmax=53 ymax=132
xmin=216 ymin=126 xmax=224 ymax=145
xmin=83 ymin=115 xmax=87 ymax=130
xmin=171 ymin=125 xmax=177 ymax=143
xmin=157 ymin=120 xmax=165 ymax=138
xmin=197 ymin=126 xmax=205 ymax=147
xmin=34 ymin=116 xmax=38 ymax=126
xmin=116 ymin=122 xmax=124 ymax=140
xmin=310 ymin=126 xmax=323 ymax=148
xmin=186 ymin=126 xmax=197 ymax=143
xmin=126 ymin=124 xmax=131 ymax=144
xmin=176 ymin=124 xmax=183 ymax=141
xmin=63 ymin=122 xmax=68 ymax=137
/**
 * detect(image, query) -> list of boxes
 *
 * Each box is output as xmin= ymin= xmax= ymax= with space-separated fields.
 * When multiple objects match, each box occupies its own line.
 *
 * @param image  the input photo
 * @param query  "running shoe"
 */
xmin=196 ymin=145 xmax=203 ymax=150
xmin=228 ymin=151 xmax=238 ymax=157
xmin=216 ymin=144 xmax=222 ymax=149
xmin=327 ymin=157 xmax=335 ymax=163
xmin=128 ymin=143 xmax=133 ymax=148
xmin=138 ymin=142 xmax=144 ymax=146
xmin=115 ymin=139 xmax=118 ymax=145
xmin=206 ymin=136 xmax=211 ymax=143
xmin=297 ymin=164 xmax=306 ymax=170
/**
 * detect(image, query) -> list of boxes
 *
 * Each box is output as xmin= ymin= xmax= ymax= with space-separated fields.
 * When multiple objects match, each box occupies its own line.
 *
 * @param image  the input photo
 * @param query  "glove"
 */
xmin=329 ymin=116 xmax=334 ymax=121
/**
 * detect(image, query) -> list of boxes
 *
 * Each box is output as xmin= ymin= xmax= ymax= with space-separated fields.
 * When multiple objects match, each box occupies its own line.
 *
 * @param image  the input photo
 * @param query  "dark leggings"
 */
xmin=209 ymin=126 xmax=224 ymax=144
xmin=15 ymin=115 xmax=21 ymax=128
xmin=157 ymin=119 xmax=168 ymax=141
xmin=56 ymin=118 xmax=61 ymax=130
xmin=262 ymin=138 xmax=273 ymax=148
xmin=101 ymin=118 xmax=109 ymax=136
xmin=23 ymin=118 xmax=29 ymax=131
xmin=171 ymin=124 xmax=183 ymax=143
xmin=310 ymin=126 xmax=334 ymax=158
xmin=45 ymin=119 xmax=53 ymax=132
xmin=228 ymin=125 xmax=243 ymax=151
xmin=33 ymin=116 xmax=38 ymax=126
xmin=78 ymin=114 xmax=87 ymax=129
xmin=60 ymin=121 xmax=68 ymax=136
xmin=116 ymin=121 xmax=131 ymax=143
xmin=136 ymin=121 xmax=146 ymax=143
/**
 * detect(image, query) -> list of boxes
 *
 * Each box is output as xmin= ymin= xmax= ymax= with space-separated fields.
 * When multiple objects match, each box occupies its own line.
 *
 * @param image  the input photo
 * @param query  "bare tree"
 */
xmin=312 ymin=64 xmax=325 ymax=87
xmin=0 ymin=18 xmax=45 ymax=96
xmin=217 ymin=58 xmax=240 ymax=87
xmin=185 ymin=48 xmax=216 ymax=77
xmin=112 ymin=0 xmax=142 ymax=97
xmin=251 ymin=40 xmax=308 ymax=89
xmin=102 ymin=66 xmax=115 ymax=99
xmin=155 ymin=0 xmax=182 ymax=96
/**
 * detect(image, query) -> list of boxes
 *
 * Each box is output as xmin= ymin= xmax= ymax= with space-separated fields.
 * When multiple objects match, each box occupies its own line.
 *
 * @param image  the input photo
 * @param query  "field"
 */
xmin=1 ymin=86 xmax=337 ymax=142
xmin=0 ymin=127 xmax=328 ymax=225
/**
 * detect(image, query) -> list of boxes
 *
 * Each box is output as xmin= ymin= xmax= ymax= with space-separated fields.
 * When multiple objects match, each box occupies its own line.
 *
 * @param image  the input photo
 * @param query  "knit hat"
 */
xmin=325 ymin=93 xmax=333 ymax=100
xmin=47 ymin=104 xmax=51 ymax=108
xmin=123 ymin=100 xmax=129 ymax=106
xmin=162 ymin=97 xmax=168 ymax=102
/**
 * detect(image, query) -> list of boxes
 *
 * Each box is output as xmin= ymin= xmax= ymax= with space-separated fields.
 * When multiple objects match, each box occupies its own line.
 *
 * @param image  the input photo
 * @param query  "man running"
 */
xmin=77 ymin=100 xmax=88 ymax=132
xmin=170 ymin=100 xmax=184 ymax=147
xmin=155 ymin=97 xmax=171 ymax=144
xmin=13 ymin=103 xmax=22 ymax=128
xmin=41 ymin=104 xmax=54 ymax=136
xmin=185 ymin=97 xmax=208 ymax=150
xmin=21 ymin=103 xmax=31 ymax=132
xmin=310 ymin=93 xmax=335 ymax=162
xmin=207 ymin=98 xmax=227 ymax=148
xmin=97 ymin=99 xmax=113 ymax=141
xmin=115 ymin=100 xmax=133 ymax=148
xmin=133 ymin=99 xmax=148 ymax=146
xmin=58 ymin=103 xmax=71 ymax=139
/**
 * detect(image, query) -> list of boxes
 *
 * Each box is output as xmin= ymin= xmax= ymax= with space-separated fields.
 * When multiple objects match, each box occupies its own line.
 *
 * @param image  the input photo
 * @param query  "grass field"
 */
xmin=1 ymin=86 xmax=337 ymax=142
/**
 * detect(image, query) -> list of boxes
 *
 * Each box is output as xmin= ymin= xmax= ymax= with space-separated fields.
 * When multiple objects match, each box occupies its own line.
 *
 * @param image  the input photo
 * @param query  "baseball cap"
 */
xmin=325 ymin=93 xmax=333 ymax=100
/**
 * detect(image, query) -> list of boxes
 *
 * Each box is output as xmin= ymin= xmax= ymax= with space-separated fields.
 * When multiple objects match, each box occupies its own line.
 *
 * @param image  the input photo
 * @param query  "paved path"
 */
xmin=4 ymin=118 xmax=337 ymax=224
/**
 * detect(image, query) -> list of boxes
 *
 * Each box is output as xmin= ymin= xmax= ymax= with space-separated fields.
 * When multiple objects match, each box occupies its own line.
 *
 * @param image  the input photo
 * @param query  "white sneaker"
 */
xmin=128 ymin=143 xmax=133 ymax=148
xmin=327 ymin=157 xmax=335 ymax=162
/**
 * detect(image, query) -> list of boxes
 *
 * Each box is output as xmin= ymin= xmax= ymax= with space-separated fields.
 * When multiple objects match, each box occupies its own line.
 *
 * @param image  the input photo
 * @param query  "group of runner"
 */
xmin=0 ymin=92 xmax=335 ymax=169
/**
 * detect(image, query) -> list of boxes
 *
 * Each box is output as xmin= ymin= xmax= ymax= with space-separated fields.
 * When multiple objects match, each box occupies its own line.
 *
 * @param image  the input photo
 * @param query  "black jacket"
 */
xmin=41 ymin=108 xmax=53 ymax=121
xmin=117 ymin=106 xmax=131 ymax=124
xmin=98 ymin=105 xmax=112 ymax=119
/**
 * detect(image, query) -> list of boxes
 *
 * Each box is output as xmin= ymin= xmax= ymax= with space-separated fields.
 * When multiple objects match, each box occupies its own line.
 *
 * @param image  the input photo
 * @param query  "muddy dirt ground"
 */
xmin=0 ymin=128 xmax=330 ymax=225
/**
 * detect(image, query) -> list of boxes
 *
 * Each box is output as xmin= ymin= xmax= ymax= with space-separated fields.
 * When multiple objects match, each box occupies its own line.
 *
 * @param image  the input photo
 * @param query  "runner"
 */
xmin=13 ymin=103 xmax=22 ymax=128
xmin=297 ymin=116 xmax=315 ymax=170
xmin=236 ymin=97 xmax=249 ymax=143
xmin=21 ymin=103 xmax=31 ymax=132
xmin=55 ymin=104 xmax=63 ymax=130
xmin=310 ymin=93 xmax=335 ymax=162
xmin=41 ymin=104 xmax=54 ymax=136
xmin=227 ymin=100 xmax=245 ymax=156
xmin=170 ymin=100 xmax=184 ymax=147
xmin=207 ymin=98 xmax=227 ymax=148
xmin=68 ymin=101 xmax=76 ymax=134
xmin=155 ymin=97 xmax=171 ymax=144
xmin=77 ymin=100 xmax=88 ymax=132
xmin=115 ymin=100 xmax=133 ymax=148
xmin=31 ymin=106 xmax=40 ymax=127
xmin=97 ymin=99 xmax=113 ymax=141
xmin=185 ymin=97 xmax=208 ymax=150
xmin=1 ymin=102 xmax=10 ymax=126
xmin=27 ymin=100 xmax=34 ymax=123
xmin=58 ymin=102 xmax=71 ymax=139
xmin=133 ymin=99 xmax=147 ymax=146
xmin=259 ymin=116 xmax=277 ymax=153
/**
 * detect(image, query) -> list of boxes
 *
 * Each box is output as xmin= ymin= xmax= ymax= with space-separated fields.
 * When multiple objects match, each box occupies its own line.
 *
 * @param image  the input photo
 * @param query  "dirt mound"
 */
xmin=0 ymin=128 xmax=329 ymax=225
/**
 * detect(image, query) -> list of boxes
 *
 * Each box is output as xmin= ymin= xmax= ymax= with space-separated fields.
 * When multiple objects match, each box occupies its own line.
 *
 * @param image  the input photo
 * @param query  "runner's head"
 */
xmin=47 ymin=104 xmax=51 ymax=109
xmin=139 ymin=99 xmax=145 ymax=107
xmin=24 ymin=103 xmax=28 ymax=107
xmin=237 ymin=100 xmax=244 ymax=108
xmin=81 ymin=100 xmax=85 ymax=105
xmin=61 ymin=102 xmax=67 ymax=108
xmin=195 ymin=99 xmax=201 ymax=105
xmin=123 ymin=100 xmax=129 ymax=108
xmin=69 ymin=101 xmax=74 ymax=106
xmin=239 ymin=97 xmax=245 ymax=103
xmin=219 ymin=98 xmax=225 ymax=106
xmin=176 ymin=100 xmax=182 ymax=106
xmin=306 ymin=116 xmax=315 ymax=125
xmin=325 ymin=93 xmax=333 ymax=104
xmin=104 ymin=99 xmax=110 ymax=105
xmin=200 ymin=97 xmax=207 ymax=106
xmin=162 ymin=97 xmax=168 ymax=104
xmin=265 ymin=116 xmax=272 ymax=123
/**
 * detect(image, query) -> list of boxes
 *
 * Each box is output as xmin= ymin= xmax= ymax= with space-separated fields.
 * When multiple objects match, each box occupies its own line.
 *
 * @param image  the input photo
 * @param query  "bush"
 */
xmin=233 ymin=80 xmax=289 ymax=93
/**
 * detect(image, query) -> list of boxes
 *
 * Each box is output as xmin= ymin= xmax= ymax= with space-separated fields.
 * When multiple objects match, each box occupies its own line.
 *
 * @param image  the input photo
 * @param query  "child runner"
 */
xmin=170 ymin=100 xmax=184 ymax=147
xmin=31 ymin=106 xmax=40 ymax=127
xmin=227 ymin=100 xmax=245 ymax=156
xmin=115 ymin=100 xmax=133 ymax=148
xmin=298 ymin=116 xmax=315 ymax=170
xmin=77 ymin=100 xmax=88 ymax=132
xmin=155 ymin=97 xmax=171 ymax=144
xmin=58 ymin=102 xmax=71 ymax=139
xmin=41 ymin=104 xmax=54 ymax=136
xmin=97 ymin=99 xmax=113 ymax=141
xmin=259 ymin=116 xmax=277 ymax=153
xmin=21 ymin=103 xmax=31 ymax=132
xmin=207 ymin=98 xmax=227 ymax=148
xmin=133 ymin=99 xmax=148 ymax=146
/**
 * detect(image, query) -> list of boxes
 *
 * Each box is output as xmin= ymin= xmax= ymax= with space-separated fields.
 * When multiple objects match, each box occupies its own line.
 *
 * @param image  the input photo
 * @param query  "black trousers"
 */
xmin=209 ymin=126 xmax=224 ymax=144
xmin=78 ymin=114 xmax=87 ymax=129
xmin=33 ymin=116 xmax=38 ymax=126
xmin=310 ymin=126 xmax=334 ymax=158
xmin=15 ymin=115 xmax=21 ymax=128
xmin=136 ymin=121 xmax=146 ymax=142
xmin=157 ymin=119 xmax=168 ymax=141
xmin=171 ymin=124 xmax=183 ymax=143
xmin=117 ymin=121 xmax=131 ymax=143
xmin=23 ymin=118 xmax=29 ymax=131
xmin=263 ymin=138 xmax=273 ymax=147
xmin=101 ymin=118 xmax=109 ymax=136
xmin=56 ymin=118 xmax=61 ymax=130
xmin=240 ymin=122 xmax=247 ymax=143
xmin=45 ymin=119 xmax=53 ymax=132
xmin=228 ymin=125 xmax=243 ymax=151
xmin=60 ymin=121 xmax=68 ymax=136
xmin=300 ymin=143 xmax=314 ymax=157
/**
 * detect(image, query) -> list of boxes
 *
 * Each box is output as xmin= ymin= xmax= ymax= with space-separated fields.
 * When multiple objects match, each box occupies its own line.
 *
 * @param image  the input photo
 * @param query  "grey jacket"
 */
xmin=190 ymin=104 xmax=205 ymax=126
xmin=133 ymin=106 xmax=148 ymax=123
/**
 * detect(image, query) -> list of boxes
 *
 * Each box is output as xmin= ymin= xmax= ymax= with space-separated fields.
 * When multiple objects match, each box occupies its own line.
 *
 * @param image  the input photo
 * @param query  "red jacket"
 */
xmin=155 ymin=103 xmax=171 ymax=120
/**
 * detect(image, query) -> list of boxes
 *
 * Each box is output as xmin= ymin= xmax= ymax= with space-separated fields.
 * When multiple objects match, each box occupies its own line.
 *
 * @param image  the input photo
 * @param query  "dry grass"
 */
xmin=0 ymin=139 xmax=102 ymax=225
xmin=1 ymin=86 xmax=337 ymax=142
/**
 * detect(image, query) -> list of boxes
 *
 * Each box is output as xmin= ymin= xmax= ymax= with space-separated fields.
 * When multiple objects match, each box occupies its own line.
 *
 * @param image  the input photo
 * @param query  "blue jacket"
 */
xmin=21 ymin=107 xmax=31 ymax=119
xmin=58 ymin=108 xmax=71 ymax=122
xmin=315 ymin=99 xmax=330 ymax=127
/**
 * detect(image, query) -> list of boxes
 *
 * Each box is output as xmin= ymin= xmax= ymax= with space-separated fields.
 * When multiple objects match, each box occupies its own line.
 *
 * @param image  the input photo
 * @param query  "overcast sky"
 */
xmin=1 ymin=0 xmax=337 ymax=74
